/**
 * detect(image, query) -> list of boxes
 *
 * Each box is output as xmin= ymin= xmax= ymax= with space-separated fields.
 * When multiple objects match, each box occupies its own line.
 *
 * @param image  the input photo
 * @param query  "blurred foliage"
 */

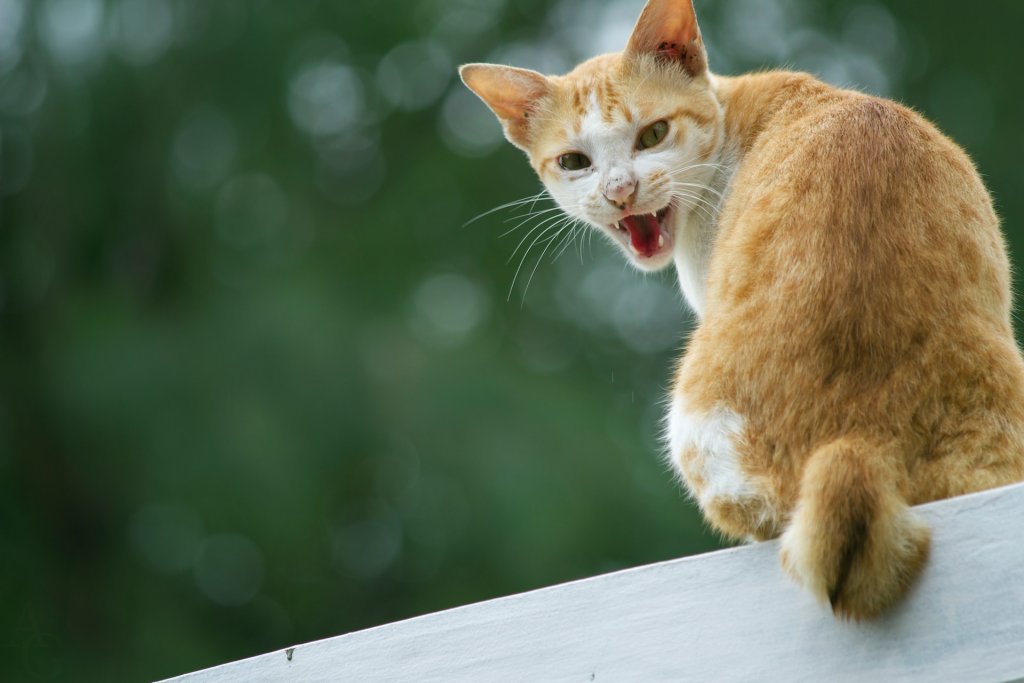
xmin=1 ymin=0 xmax=1022 ymax=680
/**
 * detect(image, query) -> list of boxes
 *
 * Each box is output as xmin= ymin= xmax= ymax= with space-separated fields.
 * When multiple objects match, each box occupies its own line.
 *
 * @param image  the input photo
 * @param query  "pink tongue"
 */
xmin=621 ymin=213 xmax=660 ymax=255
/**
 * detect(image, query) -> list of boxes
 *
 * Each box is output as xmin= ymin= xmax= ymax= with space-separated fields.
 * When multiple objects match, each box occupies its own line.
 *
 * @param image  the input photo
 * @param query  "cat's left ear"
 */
xmin=625 ymin=0 xmax=708 ymax=78
xmin=459 ymin=63 xmax=551 ymax=150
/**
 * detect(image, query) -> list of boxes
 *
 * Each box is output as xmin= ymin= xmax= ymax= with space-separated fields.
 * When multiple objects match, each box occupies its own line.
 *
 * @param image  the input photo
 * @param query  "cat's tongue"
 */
xmin=620 ymin=213 xmax=662 ymax=256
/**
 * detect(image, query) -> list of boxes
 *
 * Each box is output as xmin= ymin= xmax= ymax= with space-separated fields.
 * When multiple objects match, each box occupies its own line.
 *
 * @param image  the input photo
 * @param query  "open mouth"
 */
xmin=613 ymin=205 xmax=673 ymax=259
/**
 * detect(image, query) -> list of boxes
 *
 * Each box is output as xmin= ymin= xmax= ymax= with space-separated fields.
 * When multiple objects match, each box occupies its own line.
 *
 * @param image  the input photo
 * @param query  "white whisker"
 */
xmin=552 ymin=220 xmax=584 ymax=261
xmin=499 ymin=205 xmax=566 ymax=238
xmin=503 ymin=204 xmax=564 ymax=225
xmin=671 ymin=181 xmax=725 ymax=199
xmin=665 ymin=161 xmax=731 ymax=175
xmin=669 ymin=187 xmax=720 ymax=215
xmin=671 ymin=195 xmax=715 ymax=223
xmin=520 ymin=221 xmax=571 ymax=305
xmin=507 ymin=211 xmax=573 ymax=263
xmin=508 ymin=217 xmax=574 ymax=301
xmin=463 ymin=188 xmax=550 ymax=227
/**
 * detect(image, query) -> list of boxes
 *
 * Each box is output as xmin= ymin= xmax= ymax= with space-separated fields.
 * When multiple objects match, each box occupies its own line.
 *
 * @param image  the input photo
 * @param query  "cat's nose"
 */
xmin=603 ymin=170 xmax=637 ymax=209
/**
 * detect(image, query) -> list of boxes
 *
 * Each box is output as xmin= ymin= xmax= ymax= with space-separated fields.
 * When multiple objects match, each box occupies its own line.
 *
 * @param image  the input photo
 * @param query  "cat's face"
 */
xmin=461 ymin=0 xmax=719 ymax=272
xmin=528 ymin=56 xmax=721 ymax=271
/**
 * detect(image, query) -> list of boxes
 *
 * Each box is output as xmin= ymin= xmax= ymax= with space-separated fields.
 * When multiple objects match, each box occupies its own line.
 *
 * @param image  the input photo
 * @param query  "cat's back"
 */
xmin=719 ymin=71 xmax=993 ymax=227
xmin=709 ymin=71 xmax=1010 ymax=328
xmin=688 ymin=70 xmax=1024 ymax=503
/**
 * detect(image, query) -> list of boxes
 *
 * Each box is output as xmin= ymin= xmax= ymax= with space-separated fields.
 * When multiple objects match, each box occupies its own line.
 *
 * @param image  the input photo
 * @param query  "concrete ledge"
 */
xmin=161 ymin=482 xmax=1024 ymax=683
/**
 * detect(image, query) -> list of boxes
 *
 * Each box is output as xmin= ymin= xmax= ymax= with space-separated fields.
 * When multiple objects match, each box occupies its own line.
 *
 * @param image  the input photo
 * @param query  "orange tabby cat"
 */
xmin=460 ymin=0 xmax=1024 ymax=619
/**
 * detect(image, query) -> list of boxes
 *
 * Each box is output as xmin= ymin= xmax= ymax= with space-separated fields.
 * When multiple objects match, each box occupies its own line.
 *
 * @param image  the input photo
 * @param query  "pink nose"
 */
xmin=603 ymin=170 xmax=637 ymax=208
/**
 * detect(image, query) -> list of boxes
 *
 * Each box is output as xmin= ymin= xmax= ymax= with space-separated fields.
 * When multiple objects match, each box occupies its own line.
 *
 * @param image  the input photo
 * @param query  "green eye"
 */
xmin=558 ymin=153 xmax=591 ymax=171
xmin=637 ymin=120 xmax=669 ymax=150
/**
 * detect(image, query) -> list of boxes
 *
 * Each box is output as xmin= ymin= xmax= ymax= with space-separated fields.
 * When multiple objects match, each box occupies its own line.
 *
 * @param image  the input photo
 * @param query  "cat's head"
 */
xmin=460 ymin=0 xmax=721 ymax=272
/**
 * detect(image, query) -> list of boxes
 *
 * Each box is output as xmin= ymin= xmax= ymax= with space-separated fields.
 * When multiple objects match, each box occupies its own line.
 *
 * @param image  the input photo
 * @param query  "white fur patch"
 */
xmin=578 ymin=91 xmax=607 ymax=145
xmin=672 ymin=137 xmax=738 ymax=318
xmin=673 ymin=211 xmax=713 ymax=316
xmin=665 ymin=394 xmax=757 ymax=508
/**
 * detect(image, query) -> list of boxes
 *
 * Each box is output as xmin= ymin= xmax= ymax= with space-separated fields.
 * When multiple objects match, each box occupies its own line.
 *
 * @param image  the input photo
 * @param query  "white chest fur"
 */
xmin=672 ymin=132 xmax=740 ymax=319
xmin=665 ymin=394 xmax=759 ymax=510
xmin=673 ymin=212 xmax=713 ymax=316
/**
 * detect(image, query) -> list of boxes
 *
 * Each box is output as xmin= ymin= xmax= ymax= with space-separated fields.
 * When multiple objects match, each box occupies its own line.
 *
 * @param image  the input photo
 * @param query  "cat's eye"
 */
xmin=637 ymin=120 xmax=669 ymax=150
xmin=558 ymin=153 xmax=591 ymax=171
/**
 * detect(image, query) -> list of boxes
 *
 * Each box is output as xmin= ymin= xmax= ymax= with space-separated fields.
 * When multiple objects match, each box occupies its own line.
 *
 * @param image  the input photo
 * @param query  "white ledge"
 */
xmin=161 ymin=482 xmax=1024 ymax=683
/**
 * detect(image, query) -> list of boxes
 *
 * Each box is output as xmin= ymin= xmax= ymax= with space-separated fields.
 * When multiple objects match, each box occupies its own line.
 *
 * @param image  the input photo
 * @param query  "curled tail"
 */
xmin=780 ymin=437 xmax=930 ymax=620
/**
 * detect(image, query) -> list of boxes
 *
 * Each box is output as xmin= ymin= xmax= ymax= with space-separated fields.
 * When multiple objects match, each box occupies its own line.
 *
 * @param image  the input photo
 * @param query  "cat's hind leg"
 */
xmin=779 ymin=437 xmax=930 ymax=620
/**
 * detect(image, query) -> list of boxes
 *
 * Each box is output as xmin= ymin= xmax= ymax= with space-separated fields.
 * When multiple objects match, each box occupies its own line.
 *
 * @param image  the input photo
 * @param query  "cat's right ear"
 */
xmin=625 ymin=0 xmax=708 ymax=78
xmin=459 ymin=64 xmax=550 ymax=150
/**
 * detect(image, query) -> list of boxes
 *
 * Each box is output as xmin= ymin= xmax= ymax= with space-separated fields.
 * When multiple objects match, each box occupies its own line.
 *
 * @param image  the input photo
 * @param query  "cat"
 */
xmin=459 ymin=0 xmax=1024 ymax=620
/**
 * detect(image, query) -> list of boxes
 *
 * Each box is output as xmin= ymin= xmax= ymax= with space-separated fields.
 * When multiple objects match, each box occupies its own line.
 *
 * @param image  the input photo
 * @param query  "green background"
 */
xmin=1 ymin=0 xmax=1021 ymax=680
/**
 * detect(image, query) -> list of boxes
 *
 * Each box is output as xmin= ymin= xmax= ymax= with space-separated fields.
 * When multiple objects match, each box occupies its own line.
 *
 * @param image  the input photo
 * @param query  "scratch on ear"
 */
xmin=657 ymin=40 xmax=687 ymax=63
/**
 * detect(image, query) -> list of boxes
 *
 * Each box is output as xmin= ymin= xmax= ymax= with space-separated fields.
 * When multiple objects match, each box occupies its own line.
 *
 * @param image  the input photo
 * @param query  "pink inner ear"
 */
xmin=656 ymin=10 xmax=699 ymax=58
xmin=627 ymin=0 xmax=702 ymax=62
xmin=463 ymin=66 xmax=548 ymax=123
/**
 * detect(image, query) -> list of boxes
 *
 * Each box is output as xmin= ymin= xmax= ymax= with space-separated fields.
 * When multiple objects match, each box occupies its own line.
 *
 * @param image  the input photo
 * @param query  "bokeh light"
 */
xmin=38 ymin=0 xmax=107 ymax=66
xmin=3 ymin=1 xmax=1024 ymax=681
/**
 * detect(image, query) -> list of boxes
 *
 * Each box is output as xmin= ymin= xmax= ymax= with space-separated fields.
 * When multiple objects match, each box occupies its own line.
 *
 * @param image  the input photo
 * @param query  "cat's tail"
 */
xmin=779 ymin=437 xmax=930 ymax=620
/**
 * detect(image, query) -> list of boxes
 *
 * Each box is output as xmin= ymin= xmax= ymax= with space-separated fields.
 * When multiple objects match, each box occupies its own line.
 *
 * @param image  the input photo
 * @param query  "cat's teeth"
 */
xmin=657 ymin=234 xmax=665 ymax=249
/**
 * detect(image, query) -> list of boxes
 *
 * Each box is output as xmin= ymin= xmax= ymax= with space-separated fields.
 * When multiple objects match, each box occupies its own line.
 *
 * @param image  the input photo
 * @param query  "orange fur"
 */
xmin=460 ymin=0 xmax=1024 ymax=619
